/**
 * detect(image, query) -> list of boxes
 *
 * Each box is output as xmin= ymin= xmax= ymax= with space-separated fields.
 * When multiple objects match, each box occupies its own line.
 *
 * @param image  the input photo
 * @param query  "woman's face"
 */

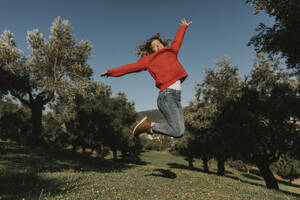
xmin=151 ymin=39 xmax=164 ymax=52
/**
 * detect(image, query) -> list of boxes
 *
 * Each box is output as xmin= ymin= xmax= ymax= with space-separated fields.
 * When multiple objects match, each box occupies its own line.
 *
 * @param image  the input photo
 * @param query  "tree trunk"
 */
xmin=121 ymin=152 xmax=126 ymax=160
xmin=202 ymin=156 xmax=209 ymax=173
xmin=72 ymin=145 xmax=77 ymax=152
xmin=96 ymin=144 xmax=104 ymax=158
xmin=29 ymin=102 xmax=43 ymax=145
xmin=187 ymin=156 xmax=194 ymax=169
xmin=113 ymin=149 xmax=117 ymax=161
xmin=217 ymin=157 xmax=225 ymax=176
xmin=257 ymin=162 xmax=279 ymax=190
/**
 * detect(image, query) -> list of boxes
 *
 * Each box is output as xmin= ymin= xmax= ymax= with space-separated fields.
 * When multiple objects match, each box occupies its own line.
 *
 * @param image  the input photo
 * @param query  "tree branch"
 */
xmin=42 ymin=91 xmax=54 ymax=105
xmin=5 ymin=61 xmax=16 ymax=75
xmin=29 ymin=91 xmax=34 ymax=102
xmin=51 ymin=49 xmax=59 ymax=93
xmin=66 ymin=71 xmax=90 ymax=82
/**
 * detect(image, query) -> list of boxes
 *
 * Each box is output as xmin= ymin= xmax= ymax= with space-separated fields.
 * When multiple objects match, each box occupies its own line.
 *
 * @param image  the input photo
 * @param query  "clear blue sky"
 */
xmin=0 ymin=0 xmax=274 ymax=112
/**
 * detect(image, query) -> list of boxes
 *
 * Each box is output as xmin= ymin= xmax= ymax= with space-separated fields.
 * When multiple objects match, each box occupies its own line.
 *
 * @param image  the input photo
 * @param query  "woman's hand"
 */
xmin=100 ymin=70 xmax=108 ymax=77
xmin=180 ymin=18 xmax=192 ymax=26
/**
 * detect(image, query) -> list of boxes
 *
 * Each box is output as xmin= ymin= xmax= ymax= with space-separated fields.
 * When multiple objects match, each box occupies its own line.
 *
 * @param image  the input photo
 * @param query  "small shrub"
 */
xmin=228 ymin=160 xmax=248 ymax=172
xmin=274 ymin=154 xmax=300 ymax=183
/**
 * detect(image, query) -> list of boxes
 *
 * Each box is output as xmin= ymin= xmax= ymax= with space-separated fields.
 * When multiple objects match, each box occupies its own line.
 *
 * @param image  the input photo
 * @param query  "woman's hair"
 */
xmin=136 ymin=33 xmax=171 ymax=57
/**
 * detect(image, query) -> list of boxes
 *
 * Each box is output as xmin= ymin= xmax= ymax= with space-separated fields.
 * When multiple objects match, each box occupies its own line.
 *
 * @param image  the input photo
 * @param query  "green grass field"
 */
xmin=0 ymin=141 xmax=299 ymax=200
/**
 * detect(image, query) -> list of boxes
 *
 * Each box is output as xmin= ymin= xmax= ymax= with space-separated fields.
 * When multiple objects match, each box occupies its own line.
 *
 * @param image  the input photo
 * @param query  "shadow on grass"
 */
xmin=145 ymin=168 xmax=177 ymax=179
xmin=0 ymin=141 xmax=145 ymax=199
xmin=168 ymin=162 xmax=202 ymax=172
xmin=0 ymin=142 xmax=139 ymax=173
xmin=167 ymin=162 xmax=233 ymax=175
xmin=225 ymin=174 xmax=264 ymax=187
xmin=168 ymin=161 xmax=300 ymax=198
xmin=0 ymin=172 xmax=80 ymax=200
xmin=277 ymin=179 xmax=300 ymax=189
xmin=241 ymin=173 xmax=262 ymax=181
xmin=242 ymin=172 xmax=300 ymax=189
xmin=120 ymin=153 xmax=148 ymax=166
xmin=225 ymin=174 xmax=300 ymax=199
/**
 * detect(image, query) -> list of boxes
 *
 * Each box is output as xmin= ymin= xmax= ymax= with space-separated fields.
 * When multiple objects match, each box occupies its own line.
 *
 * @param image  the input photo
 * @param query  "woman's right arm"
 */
xmin=101 ymin=56 xmax=147 ymax=77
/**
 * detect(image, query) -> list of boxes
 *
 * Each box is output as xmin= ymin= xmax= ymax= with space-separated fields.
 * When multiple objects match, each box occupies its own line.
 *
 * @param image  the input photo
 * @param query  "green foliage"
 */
xmin=214 ymin=54 xmax=299 ymax=189
xmin=101 ymin=92 xmax=140 ymax=159
xmin=137 ymin=109 xmax=165 ymax=122
xmin=117 ymin=128 xmax=143 ymax=160
xmin=0 ymin=17 xmax=94 ymax=144
xmin=0 ymin=99 xmax=31 ymax=144
xmin=51 ymin=81 xmax=142 ymax=159
xmin=172 ymin=131 xmax=200 ymax=169
xmin=275 ymin=154 xmax=300 ymax=182
xmin=228 ymin=160 xmax=248 ymax=173
xmin=42 ymin=112 xmax=69 ymax=147
xmin=0 ymin=31 xmax=30 ymax=96
xmin=246 ymin=0 xmax=300 ymax=75
xmin=196 ymin=57 xmax=241 ymax=106
xmin=1 ymin=16 xmax=93 ymax=102
xmin=183 ymin=57 xmax=242 ymax=174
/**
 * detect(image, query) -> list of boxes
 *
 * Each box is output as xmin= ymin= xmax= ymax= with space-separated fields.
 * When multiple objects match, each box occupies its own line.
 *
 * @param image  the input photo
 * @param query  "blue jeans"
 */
xmin=152 ymin=88 xmax=185 ymax=138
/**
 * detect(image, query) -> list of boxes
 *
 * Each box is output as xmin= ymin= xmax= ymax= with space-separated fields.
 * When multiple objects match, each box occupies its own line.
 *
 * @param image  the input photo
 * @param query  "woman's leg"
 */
xmin=152 ymin=88 xmax=185 ymax=138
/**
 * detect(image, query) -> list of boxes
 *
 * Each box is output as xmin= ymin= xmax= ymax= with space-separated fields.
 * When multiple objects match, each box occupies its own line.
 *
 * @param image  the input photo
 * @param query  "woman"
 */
xmin=101 ymin=18 xmax=192 ymax=138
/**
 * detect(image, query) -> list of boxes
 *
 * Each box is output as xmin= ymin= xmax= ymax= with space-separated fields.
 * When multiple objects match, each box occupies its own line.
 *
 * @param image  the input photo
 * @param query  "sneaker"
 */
xmin=132 ymin=116 xmax=152 ymax=137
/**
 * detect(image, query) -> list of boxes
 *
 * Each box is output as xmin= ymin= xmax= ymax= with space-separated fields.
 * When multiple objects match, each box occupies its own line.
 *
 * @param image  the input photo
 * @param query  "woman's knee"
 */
xmin=173 ymin=125 xmax=185 ymax=138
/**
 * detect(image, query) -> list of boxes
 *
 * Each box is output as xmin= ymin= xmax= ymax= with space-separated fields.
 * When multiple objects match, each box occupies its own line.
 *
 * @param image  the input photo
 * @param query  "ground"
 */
xmin=0 ymin=142 xmax=299 ymax=200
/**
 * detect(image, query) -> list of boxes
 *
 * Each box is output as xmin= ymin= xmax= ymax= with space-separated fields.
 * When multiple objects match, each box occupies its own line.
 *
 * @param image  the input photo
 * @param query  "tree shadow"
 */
xmin=0 ymin=142 xmax=136 ymax=173
xmin=0 ymin=172 xmax=82 ymax=200
xmin=167 ymin=161 xmax=300 ymax=198
xmin=145 ymin=169 xmax=177 ymax=179
xmin=243 ymin=171 xmax=300 ymax=189
xmin=168 ymin=162 xmax=203 ymax=172
xmin=241 ymin=173 xmax=263 ymax=181
xmin=225 ymin=174 xmax=264 ymax=187
xmin=0 ymin=142 xmax=143 ymax=199
xmin=279 ymin=190 xmax=300 ymax=199
xmin=276 ymin=179 xmax=300 ymax=189
xmin=225 ymin=174 xmax=300 ymax=199
xmin=167 ymin=162 xmax=232 ymax=175
xmin=120 ymin=155 xmax=148 ymax=166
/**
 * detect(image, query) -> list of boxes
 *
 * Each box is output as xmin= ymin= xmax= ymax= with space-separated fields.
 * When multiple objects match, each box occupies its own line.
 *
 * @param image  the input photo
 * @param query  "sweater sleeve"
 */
xmin=171 ymin=24 xmax=188 ymax=54
xmin=107 ymin=56 xmax=148 ymax=77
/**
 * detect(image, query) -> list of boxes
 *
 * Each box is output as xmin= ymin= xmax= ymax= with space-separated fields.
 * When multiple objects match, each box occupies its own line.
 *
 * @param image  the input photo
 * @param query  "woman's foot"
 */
xmin=132 ymin=116 xmax=152 ymax=137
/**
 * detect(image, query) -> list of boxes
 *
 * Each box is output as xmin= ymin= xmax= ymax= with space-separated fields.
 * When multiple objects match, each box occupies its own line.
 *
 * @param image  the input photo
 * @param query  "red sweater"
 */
xmin=107 ymin=24 xmax=189 ymax=91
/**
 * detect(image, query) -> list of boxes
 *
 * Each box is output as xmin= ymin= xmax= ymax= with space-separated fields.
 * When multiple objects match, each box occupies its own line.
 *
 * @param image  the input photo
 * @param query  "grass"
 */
xmin=0 ymin=141 xmax=299 ymax=200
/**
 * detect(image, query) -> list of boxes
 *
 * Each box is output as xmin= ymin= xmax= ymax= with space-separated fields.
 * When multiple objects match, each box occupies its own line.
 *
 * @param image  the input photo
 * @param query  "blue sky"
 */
xmin=0 ymin=0 xmax=274 ymax=112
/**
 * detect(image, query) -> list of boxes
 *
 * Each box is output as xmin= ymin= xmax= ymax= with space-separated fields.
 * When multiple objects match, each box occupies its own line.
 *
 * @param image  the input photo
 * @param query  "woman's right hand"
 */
xmin=100 ymin=71 xmax=108 ymax=77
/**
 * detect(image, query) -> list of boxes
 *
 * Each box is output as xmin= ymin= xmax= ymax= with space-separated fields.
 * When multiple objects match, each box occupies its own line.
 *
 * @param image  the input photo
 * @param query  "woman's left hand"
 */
xmin=180 ymin=18 xmax=192 ymax=26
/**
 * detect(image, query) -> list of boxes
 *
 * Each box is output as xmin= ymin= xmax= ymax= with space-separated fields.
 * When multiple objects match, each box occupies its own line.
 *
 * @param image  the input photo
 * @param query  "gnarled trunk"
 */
xmin=96 ymin=144 xmax=105 ymax=158
xmin=113 ymin=149 xmax=117 ymax=161
xmin=202 ymin=156 xmax=209 ymax=173
xmin=217 ymin=157 xmax=225 ymax=176
xmin=29 ymin=102 xmax=43 ymax=145
xmin=257 ymin=162 xmax=279 ymax=190
xmin=186 ymin=156 xmax=194 ymax=169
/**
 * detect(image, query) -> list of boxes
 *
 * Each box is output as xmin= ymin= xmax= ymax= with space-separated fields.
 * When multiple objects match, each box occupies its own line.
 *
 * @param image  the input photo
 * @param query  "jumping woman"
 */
xmin=101 ymin=18 xmax=192 ymax=138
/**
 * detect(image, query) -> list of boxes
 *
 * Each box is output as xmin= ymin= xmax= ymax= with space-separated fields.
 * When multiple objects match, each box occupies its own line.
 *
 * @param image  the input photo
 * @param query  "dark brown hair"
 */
xmin=136 ymin=33 xmax=171 ymax=57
